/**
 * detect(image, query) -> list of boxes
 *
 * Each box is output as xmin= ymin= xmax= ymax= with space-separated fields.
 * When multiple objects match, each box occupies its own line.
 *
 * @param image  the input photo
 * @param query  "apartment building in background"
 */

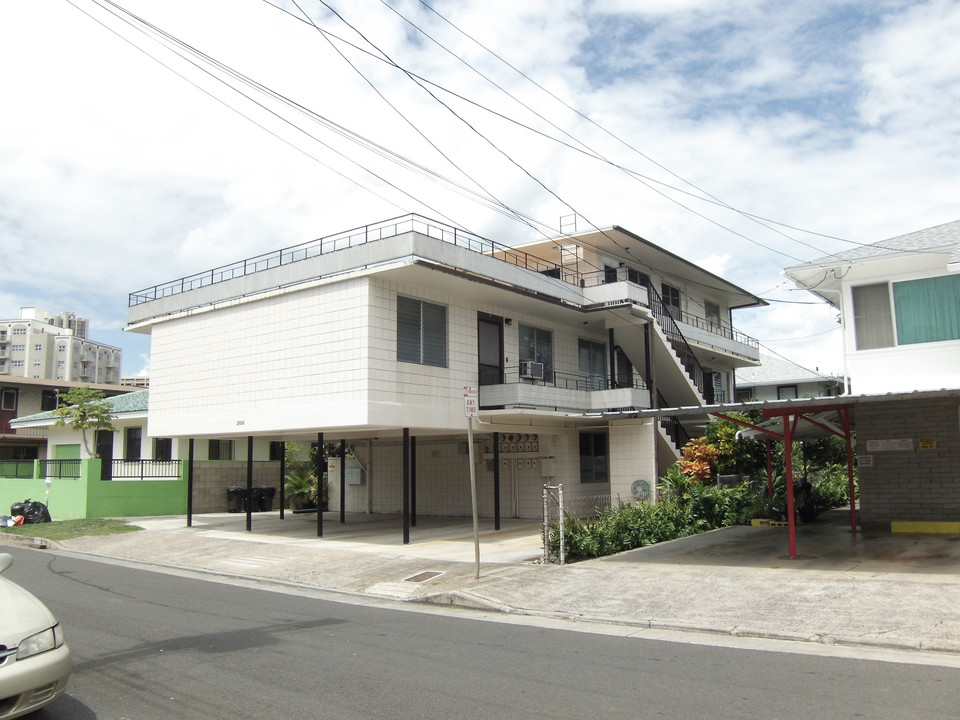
xmin=0 ymin=308 xmax=121 ymax=385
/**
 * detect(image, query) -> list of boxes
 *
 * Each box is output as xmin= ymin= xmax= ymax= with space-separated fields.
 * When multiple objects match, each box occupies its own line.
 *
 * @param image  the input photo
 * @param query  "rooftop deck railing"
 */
xmin=129 ymin=214 xmax=571 ymax=306
xmin=127 ymin=213 xmax=758 ymax=350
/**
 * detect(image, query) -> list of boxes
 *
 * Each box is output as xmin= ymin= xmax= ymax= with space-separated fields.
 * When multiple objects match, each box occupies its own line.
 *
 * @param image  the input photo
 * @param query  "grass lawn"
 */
xmin=0 ymin=518 xmax=141 ymax=542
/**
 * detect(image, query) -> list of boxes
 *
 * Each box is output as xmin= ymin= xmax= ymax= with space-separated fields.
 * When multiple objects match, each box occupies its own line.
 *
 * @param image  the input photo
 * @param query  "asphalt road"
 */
xmin=5 ymin=546 xmax=960 ymax=720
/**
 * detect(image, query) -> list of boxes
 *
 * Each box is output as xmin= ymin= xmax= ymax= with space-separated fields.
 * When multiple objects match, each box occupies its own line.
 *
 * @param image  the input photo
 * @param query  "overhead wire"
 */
xmin=400 ymin=0 xmax=954 ymax=263
xmin=66 ymin=0 xmax=853 ymax=388
xmin=69 ymin=0 xmax=578 ymax=239
xmin=264 ymin=0 xmax=811 ymax=264
xmin=286 ymin=0 xmax=537 ymax=238
xmin=64 ymin=0 xmax=414 ymax=216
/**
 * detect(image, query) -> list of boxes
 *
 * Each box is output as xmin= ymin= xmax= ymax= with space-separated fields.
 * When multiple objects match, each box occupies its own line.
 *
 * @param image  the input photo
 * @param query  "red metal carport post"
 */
xmin=783 ymin=415 xmax=797 ymax=559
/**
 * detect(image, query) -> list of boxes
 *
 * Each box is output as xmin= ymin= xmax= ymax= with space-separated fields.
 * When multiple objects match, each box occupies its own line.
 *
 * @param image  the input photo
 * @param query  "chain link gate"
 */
xmin=542 ymin=483 xmax=564 ymax=565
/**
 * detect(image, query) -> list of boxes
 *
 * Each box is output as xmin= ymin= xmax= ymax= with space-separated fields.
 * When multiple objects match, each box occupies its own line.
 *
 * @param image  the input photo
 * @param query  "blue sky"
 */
xmin=1 ymin=0 xmax=958 ymax=378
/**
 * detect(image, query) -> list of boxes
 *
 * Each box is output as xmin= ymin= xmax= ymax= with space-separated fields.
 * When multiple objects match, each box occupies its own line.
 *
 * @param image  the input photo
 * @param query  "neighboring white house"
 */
xmin=0 ymin=307 xmax=122 ymax=384
xmin=784 ymin=219 xmax=960 ymax=394
xmin=735 ymin=353 xmax=843 ymax=402
xmin=125 ymin=215 xmax=764 ymax=520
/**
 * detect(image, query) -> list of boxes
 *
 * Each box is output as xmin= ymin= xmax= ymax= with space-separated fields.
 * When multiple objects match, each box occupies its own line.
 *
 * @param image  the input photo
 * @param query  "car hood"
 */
xmin=0 ymin=575 xmax=58 ymax=646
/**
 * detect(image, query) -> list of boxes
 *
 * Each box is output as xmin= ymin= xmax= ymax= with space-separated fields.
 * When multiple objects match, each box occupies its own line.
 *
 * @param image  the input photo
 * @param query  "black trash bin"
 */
xmin=257 ymin=487 xmax=277 ymax=512
xmin=226 ymin=486 xmax=243 ymax=513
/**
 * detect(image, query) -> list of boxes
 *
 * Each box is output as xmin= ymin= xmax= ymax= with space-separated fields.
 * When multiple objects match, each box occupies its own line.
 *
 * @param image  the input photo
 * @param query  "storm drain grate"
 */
xmin=403 ymin=571 xmax=443 ymax=583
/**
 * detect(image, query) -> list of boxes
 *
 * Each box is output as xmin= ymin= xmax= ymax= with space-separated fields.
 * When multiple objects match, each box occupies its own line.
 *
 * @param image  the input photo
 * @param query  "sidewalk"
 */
xmin=5 ymin=509 xmax=960 ymax=655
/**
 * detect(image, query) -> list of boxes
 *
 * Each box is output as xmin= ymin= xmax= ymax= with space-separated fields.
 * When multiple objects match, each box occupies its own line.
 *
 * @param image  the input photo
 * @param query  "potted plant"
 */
xmin=284 ymin=467 xmax=317 ymax=511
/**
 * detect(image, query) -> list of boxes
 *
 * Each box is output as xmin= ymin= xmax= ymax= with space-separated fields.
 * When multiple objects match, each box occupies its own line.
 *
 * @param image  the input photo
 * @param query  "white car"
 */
xmin=0 ymin=553 xmax=71 ymax=719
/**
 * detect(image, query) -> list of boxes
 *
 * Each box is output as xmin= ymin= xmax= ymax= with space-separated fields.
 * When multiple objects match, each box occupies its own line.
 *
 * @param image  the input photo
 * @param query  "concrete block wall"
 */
xmin=190 ymin=461 xmax=282 ymax=514
xmin=857 ymin=397 xmax=960 ymax=530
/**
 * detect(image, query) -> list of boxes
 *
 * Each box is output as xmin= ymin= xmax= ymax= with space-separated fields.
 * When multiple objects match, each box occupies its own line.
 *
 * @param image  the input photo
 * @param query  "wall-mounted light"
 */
xmin=505 ymin=318 xmax=512 ymax=325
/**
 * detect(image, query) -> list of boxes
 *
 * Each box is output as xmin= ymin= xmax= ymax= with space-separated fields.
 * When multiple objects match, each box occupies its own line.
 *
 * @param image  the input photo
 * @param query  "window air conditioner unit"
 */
xmin=519 ymin=361 xmax=545 ymax=380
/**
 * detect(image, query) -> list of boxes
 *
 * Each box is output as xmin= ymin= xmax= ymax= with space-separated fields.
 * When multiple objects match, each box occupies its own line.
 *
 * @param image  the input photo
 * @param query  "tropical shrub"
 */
xmin=677 ymin=438 xmax=718 ymax=480
xmin=547 ymin=469 xmax=767 ymax=562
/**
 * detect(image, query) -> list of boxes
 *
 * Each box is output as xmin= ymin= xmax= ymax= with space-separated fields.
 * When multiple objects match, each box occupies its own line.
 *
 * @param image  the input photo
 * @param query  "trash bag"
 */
xmin=18 ymin=499 xmax=51 ymax=524
xmin=9 ymin=500 xmax=26 ymax=517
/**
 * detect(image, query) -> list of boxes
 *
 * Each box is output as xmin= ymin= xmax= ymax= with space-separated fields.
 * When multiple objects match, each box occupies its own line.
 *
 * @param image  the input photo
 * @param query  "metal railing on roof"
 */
xmin=127 ymin=213 xmax=759 ymax=352
xmin=128 ymin=214 xmax=572 ymax=307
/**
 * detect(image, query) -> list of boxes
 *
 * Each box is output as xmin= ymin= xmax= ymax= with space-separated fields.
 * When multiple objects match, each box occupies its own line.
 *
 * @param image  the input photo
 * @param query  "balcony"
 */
xmin=479 ymin=367 xmax=650 ymax=413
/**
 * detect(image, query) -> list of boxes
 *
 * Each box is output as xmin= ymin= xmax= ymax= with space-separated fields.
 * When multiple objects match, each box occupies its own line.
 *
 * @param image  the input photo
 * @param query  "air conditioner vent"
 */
xmin=519 ymin=361 xmax=545 ymax=380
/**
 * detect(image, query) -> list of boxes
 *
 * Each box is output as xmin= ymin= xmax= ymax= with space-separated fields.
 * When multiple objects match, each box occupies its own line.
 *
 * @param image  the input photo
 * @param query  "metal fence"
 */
xmin=0 ymin=460 xmax=34 ymax=479
xmin=543 ymin=486 xmax=620 ymax=564
xmin=40 ymin=459 xmax=82 ymax=479
xmin=110 ymin=460 xmax=182 ymax=481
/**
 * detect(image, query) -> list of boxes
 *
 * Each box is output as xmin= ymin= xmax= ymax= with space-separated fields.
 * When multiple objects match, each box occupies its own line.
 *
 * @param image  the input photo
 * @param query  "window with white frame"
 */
xmin=12 ymin=328 xmax=26 ymax=336
xmin=397 ymin=296 xmax=447 ymax=367
xmin=853 ymin=276 xmax=960 ymax=350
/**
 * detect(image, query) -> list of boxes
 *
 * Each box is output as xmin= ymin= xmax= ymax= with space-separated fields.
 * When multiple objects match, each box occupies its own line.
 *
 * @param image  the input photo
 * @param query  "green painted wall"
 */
xmin=1 ymin=459 xmax=186 ymax=520
xmin=0 ymin=477 xmax=88 ymax=521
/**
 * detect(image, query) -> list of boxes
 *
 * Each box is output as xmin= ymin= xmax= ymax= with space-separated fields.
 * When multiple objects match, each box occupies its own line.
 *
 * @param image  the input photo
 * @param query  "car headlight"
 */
xmin=17 ymin=624 xmax=64 ymax=660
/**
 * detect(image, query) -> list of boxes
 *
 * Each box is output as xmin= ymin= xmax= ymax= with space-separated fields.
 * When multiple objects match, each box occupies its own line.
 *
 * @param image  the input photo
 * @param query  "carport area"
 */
xmin=601 ymin=507 xmax=960 ymax=574
xmin=145 ymin=505 xmax=960 ymax=574
xmin=155 ymin=511 xmax=544 ymax=564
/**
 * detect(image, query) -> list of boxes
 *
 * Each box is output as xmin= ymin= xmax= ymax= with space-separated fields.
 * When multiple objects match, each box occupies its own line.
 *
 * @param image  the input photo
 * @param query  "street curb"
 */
xmin=421 ymin=589 xmax=960 ymax=657
xmin=0 ymin=532 xmax=62 ymax=551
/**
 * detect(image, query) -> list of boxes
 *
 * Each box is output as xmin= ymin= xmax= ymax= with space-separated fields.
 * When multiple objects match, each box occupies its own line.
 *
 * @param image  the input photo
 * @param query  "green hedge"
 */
xmin=549 ymin=469 xmax=766 ymax=562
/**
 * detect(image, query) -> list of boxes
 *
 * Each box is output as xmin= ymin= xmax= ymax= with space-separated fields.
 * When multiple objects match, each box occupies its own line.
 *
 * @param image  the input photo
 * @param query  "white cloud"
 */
xmin=1 ymin=0 xmax=957 ymax=383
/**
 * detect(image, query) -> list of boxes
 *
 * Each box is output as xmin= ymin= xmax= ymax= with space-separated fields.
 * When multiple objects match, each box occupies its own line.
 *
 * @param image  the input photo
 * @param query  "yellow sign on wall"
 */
xmin=919 ymin=438 xmax=937 ymax=450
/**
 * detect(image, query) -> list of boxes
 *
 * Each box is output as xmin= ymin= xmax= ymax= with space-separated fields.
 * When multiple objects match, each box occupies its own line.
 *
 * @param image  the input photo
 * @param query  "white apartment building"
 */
xmin=0 ymin=308 xmax=121 ymax=384
xmin=127 ymin=215 xmax=764 ymax=521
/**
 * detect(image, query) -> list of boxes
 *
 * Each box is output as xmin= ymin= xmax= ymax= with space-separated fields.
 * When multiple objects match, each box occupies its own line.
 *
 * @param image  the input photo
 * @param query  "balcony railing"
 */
xmin=492 ymin=366 xmax=648 ymax=391
xmin=676 ymin=311 xmax=759 ymax=349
